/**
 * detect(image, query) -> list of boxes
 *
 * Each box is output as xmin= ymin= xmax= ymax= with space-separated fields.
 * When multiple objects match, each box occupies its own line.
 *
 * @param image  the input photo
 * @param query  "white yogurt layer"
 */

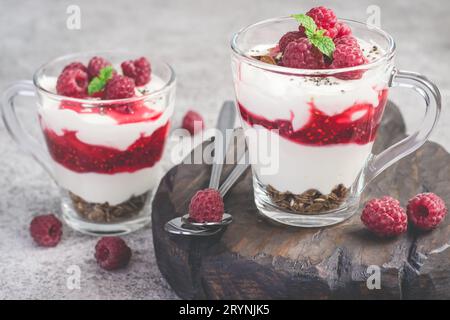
xmin=246 ymin=124 xmax=372 ymax=194
xmin=38 ymin=75 xmax=173 ymax=204
xmin=235 ymin=39 xmax=390 ymax=194
xmin=54 ymin=160 xmax=162 ymax=205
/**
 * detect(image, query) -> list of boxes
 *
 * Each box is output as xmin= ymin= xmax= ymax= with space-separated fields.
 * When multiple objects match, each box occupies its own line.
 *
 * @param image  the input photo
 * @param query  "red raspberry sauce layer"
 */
xmin=238 ymin=89 xmax=388 ymax=146
xmin=43 ymin=123 xmax=169 ymax=174
xmin=42 ymin=100 xmax=170 ymax=174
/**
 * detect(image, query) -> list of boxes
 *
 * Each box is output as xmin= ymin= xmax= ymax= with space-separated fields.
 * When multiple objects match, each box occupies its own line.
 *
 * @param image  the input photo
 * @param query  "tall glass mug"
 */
xmin=231 ymin=18 xmax=441 ymax=227
xmin=2 ymin=52 xmax=176 ymax=235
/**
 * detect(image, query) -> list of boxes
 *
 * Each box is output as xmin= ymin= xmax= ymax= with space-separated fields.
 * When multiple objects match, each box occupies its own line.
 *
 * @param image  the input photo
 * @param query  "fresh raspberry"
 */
xmin=121 ymin=57 xmax=151 ymax=86
xmin=104 ymin=75 xmax=135 ymax=100
xmin=182 ymin=110 xmax=204 ymax=135
xmin=62 ymin=62 xmax=87 ymax=73
xmin=278 ymin=31 xmax=305 ymax=52
xmin=361 ymin=196 xmax=408 ymax=237
xmin=95 ymin=237 xmax=132 ymax=270
xmin=87 ymin=56 xmax=112 ymax=79
xmin=307 ymin=6 xmax=337 ymax=30
xmin=298 ymin=6 xmax=337 ymax=37
xmin=335 ymin=22 xmax=352 ymax=38
xmin=330 ymin=43 xmax=366 ymax=80
xmin=29 ymin=214 xmax=63 ymax=247
xmin=334 ymin=35 xmax=359 ymax=47
xmin=407 ymin=193 xmax=447 ymax=230
xmin=56 ymin=68 xmax=88 ymax=98
xmin=189 ymin=188 xmax=224 ymax=223
xmin=281 ymin=38 xmax=325 ymax=69
xmin=323 ymin=26 xmax=338 ymax=39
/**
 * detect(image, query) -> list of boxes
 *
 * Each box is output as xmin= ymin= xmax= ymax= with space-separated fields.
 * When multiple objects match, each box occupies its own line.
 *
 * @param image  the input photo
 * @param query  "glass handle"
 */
xmin=1 ymin=80 xmax=55 ymax=179
xmin=361 ymin=69 xmax=441 ymax=190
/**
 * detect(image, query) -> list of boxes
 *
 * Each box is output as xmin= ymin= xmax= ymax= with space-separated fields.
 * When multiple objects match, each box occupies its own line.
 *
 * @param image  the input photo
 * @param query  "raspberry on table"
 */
xmin=278 ymin=31 xmax=305 ymax=52
xmin=361 ymin=196 xmax=408 ymax=237
xmin=95 ymin=237 xmax=132 ymax=270
xmin=407 ymin=193 xmax=447 ymax=230
xmin=182 ymin=110 xmax=204 ymax=135
xmin=88 ymin=56 xmax=112 ymax=80
xmin=104 ymin=75 xmax=135 ymax=100
xmin=62 ymin=62 xmax=87 ymax=73
xmin=330 ymin=42 xmax=366 ymax=79
xmin=56 ymin=68 xmax=89 ymax=98
xmin=29 ymin=214 xmax=63 ymax=247
xmin=121 ymin=57 xmax=151 ymax=86
xmin=281 ymin=38 xmax=325 ymax=69
xmin=189 ymin=188 xmax=224 ymax=223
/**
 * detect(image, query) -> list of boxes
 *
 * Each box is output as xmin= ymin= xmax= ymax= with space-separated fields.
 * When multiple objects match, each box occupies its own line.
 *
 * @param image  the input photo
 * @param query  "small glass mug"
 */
xmin=231 ymin=17 xmax=441 ymax=227
xmin=2 ymin=52 xmax=176 ymax=235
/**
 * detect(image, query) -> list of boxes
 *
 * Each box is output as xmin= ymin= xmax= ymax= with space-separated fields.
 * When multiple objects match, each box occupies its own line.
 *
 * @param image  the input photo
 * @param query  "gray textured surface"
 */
xmin=0 ymin=0 xmax=449 ymax=299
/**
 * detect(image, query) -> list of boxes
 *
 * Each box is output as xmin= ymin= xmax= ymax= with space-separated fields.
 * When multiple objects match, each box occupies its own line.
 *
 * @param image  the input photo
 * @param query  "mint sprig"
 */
xmin=309 ymin=33 xmax=335 ymax=58
xmin=291 ymin=13 xmax=335 ymax=58
xmin=88 ymin=65 xmax=114 ymax=95
xmin=291 ymin=14 xmax=316 ymax=33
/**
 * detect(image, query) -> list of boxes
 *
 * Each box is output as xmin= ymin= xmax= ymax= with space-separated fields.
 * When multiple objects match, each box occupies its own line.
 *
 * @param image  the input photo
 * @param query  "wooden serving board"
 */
xmin=152 ymin=102 xmax=450 ymax=300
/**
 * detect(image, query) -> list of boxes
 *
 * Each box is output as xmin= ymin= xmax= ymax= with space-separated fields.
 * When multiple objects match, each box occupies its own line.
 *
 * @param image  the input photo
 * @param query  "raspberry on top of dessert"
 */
xmin=254 ymin=6 xmax=371 ymax=80
xmin=56 ymin=56 xmax=151 ymax=99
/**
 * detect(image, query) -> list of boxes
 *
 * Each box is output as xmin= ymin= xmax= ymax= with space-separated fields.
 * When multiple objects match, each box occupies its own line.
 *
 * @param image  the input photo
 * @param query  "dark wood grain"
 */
xmin=152 ymin=102 xmax=450 ymax=299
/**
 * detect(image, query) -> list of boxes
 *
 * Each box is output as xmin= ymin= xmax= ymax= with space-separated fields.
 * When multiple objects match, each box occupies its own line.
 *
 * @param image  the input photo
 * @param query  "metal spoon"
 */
xmin=181 ymin=213 xmax=233 ymax=227
xmin=208 ymin=100 xmax=236 ymax=190
xmin=165 ymin=218 xmax=222 ymax=236
xmin=179 ymin=159 xmax=249 ymax=228
xmin=164 ymin=101 xmax=235 ymax=236
xmin=165 ymin=152 xmax=249 ymax=236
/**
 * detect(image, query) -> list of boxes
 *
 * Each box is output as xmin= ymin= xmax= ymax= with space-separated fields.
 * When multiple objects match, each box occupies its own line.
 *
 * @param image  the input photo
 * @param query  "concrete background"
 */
xmin=0 ymin=0 xmax=449 ymax=299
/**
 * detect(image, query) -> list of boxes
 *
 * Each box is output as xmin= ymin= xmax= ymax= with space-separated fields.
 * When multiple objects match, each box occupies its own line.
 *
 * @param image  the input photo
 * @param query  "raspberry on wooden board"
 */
xmin=189 ymin=188 xmax=224 ymax=223
xmin=361 ymin=196 xmax=407 ymax=237
xmin=407 ymin=193 xmax=447 ymax=230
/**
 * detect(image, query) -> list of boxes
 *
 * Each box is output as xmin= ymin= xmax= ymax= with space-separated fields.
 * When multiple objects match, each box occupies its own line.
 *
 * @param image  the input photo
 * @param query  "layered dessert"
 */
xmin=233 ymin=7 xmax=390 ymax=213
xmin=39 ymin=56 xmax=173 ymax=222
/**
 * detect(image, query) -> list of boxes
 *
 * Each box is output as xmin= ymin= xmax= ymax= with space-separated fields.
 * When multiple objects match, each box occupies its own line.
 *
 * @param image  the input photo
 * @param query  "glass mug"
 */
xmin=231 ymin=18 xmax=441 ymax=227
xmin=2 ymin=52 xmax=176 ymax=235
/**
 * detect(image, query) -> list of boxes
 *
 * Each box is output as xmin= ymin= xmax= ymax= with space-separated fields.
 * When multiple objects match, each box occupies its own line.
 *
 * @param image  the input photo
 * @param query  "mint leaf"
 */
xmin=291 ymin=14 xmax=316 ymax=33
xmin=310 ymin=35 xmax=335 ymax=58
xmin=88 ymin=78 xmax=104 ymax=95
xmin=305 ymin=29 xmax=315 ymax=39
xmin=315 ymin=29 xmax=326 ymax=37
xmin=98 ymin=65 xmax=114 ymax=82
xmin=291 ymin=12 xmax=335 ymax=58
xmin=88 ymin=65 xmax=114 ymax=95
